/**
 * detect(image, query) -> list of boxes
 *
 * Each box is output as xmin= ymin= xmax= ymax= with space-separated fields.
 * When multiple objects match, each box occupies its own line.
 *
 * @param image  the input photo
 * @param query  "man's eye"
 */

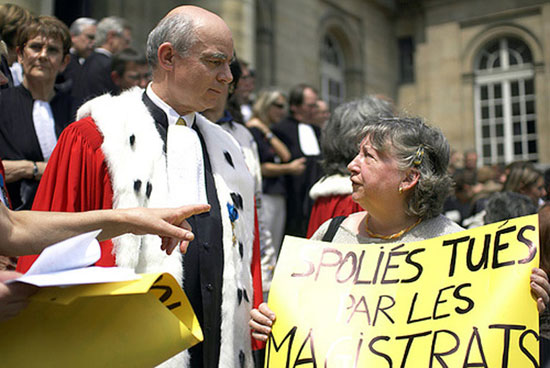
xmin=209 ymin=59 xmax=222 ymax=66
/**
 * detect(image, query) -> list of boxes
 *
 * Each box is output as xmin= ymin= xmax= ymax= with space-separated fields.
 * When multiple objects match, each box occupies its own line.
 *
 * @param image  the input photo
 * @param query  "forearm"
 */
xmin=3 ymin=160 xmax=46 ymax=182
xmin=269 ymin=137 xmax=291 ymax=163
xmin=3 ymin=208 xmax=122 ymax=255
xmin=261 ymin=162 xmax=293 ymax=177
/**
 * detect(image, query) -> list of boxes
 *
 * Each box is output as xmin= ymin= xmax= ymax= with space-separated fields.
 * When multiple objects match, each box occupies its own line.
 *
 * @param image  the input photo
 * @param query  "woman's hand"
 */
xmin=530 ymin=267 xmax=550 ymax=314
xmin=286 ymin=157 xmax=306 ymax=176
xmin=249 ymin=302 xmax=276 ymax=342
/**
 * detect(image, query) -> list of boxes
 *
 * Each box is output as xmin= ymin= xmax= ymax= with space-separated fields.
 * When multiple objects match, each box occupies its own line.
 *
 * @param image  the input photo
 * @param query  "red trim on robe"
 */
xmin=17 ymin=117 xmax=116 ymax=273
xmin=251 ymin=198 xmax=265 ymax=350
xmin=306 ymin=194 xmax=363 ymax=238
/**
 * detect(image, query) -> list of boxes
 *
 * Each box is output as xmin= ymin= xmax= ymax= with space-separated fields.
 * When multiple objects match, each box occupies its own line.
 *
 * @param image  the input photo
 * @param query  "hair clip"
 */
xmin=413 ymin=145 xmax=424 ymax=166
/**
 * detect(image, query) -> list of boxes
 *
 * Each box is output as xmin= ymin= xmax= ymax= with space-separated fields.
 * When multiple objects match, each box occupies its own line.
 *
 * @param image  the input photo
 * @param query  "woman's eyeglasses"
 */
xmin=272 ymin=102 xmax=285 ymax=109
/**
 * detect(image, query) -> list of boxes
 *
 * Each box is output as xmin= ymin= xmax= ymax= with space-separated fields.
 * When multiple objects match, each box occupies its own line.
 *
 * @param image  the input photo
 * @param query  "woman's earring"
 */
xmin=399 ymin=187 xmax=403 ymax=194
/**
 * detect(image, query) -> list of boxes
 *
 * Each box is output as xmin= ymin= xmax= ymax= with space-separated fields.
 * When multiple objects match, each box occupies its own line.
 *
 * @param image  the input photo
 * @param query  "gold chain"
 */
xmin=364 ymin=215 xmax=422 ymax=240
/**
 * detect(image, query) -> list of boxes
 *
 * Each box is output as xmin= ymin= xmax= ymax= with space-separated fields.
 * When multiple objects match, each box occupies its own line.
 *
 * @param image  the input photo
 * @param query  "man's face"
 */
xmin=71 ymin=24 xmax=96 ymax=59
xmin=169 ymin=25 xmax=233 ymax=114
xmin=114 ymin=62 xmax=151 ymax=91
xmin=112 ymin=28 xmax=131 ymax=54
xmin=465 ymin=152 xmax=478 ymax=170
xmin=292 ymin=87 xmax=318 ymax=123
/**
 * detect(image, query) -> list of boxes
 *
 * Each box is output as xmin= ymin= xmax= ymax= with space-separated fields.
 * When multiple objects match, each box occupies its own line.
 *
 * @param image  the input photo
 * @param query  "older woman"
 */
xmin=250 ymin=116 xmax=550 ymax=341
xmin=307 ymin=95 xmax=393 ymax=237
xmin=0 ymin=16 xmax=74 ymax=210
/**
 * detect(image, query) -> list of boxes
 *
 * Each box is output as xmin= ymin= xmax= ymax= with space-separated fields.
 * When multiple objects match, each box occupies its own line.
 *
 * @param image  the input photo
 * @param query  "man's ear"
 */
xmin=401 ymin=169 xmax=420 ymax=192
xmin=157 ymin=42 xmax=176 ymax=72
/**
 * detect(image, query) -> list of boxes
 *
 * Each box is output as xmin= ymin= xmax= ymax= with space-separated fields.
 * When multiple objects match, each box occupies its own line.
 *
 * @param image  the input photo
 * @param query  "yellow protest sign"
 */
xmin=0 ymin=272 xmax=203 ymax=367
xmin=266 ymin=215 xmax=539 ymax=367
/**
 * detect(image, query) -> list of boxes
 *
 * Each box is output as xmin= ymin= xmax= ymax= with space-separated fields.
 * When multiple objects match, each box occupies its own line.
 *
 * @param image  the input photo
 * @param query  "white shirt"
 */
xmin=32 ymin=100 xmax=57 ymax=160
xmin=145 ymin=84 xmax=206 ymax=205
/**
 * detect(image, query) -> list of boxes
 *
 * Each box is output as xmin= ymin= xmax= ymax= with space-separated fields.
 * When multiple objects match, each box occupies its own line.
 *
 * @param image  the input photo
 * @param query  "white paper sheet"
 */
xmin=9 ymin=230 xmax=139 ymax=287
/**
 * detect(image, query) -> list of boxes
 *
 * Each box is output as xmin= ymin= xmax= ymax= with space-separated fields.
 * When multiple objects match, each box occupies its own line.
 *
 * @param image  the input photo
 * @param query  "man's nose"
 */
xmin=218 ymin=63 xmax=233 ymax=84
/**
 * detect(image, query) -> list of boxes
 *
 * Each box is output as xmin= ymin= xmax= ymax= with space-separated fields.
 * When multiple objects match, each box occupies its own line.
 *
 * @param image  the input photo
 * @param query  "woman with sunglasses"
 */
xmin=247 ymin=89 xmax=306 ymax=288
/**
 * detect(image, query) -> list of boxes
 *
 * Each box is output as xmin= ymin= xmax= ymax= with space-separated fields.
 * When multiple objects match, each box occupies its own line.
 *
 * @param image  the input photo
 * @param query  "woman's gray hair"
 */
xmin=484 ymin=191 xmax=538 ymax=224
xmin=94 ymin=16 xmax=126 ymax=47
xmin=321 ymin=96 xmax=393 ymax=176
xmin=363 ymin=116 xmax=452 ymax=220
xmin=146 ymin=12 xmax=197 ymax=68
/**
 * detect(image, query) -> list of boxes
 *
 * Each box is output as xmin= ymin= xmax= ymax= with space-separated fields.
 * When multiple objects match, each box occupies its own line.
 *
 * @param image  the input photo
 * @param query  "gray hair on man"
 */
xmin=146 ymin=11 xmax=198 ymax=68
xmin=94 ymin=16 xmax=127 ymax=47
xmin=69 ymin=17 xmax=97 ymax=36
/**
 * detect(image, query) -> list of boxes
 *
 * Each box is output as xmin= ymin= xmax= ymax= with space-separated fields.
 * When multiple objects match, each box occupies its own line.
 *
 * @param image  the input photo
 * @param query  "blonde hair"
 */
xmin=251 ymin=89 xmax=285 ymax=125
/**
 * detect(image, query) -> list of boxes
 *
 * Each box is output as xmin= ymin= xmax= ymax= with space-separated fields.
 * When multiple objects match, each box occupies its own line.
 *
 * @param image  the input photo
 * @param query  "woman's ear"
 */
xmin=157 ymin=42 xmax=176 ymax=72
xmin=401 ymin=169 xmax=420 ymax=192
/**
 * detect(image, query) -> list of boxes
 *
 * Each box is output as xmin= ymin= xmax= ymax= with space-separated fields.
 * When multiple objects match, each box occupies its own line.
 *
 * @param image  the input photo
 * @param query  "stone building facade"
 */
xmin=6 ymin=0 xmax=549 ymax=164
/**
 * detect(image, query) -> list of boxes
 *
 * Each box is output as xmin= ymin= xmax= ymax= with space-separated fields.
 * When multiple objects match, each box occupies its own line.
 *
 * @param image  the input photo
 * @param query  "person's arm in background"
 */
xmin=0 ymin=202 xmax=210 ymax=256
xmin=2 ymin=160 xmax=47 ymax=182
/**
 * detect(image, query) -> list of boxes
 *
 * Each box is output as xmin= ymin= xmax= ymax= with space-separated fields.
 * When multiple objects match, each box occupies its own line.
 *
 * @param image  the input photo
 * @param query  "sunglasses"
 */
xmin=272 ymin=102 xmax=285 ymax=109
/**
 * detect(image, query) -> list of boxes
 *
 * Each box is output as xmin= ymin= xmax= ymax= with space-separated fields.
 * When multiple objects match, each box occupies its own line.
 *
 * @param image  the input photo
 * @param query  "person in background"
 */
xmin=0 ymin=16 xmax=74 ymax=210
xmin=247 ymin=89 xmax=306 ymax=259
xmin=0 ymin=3 xmax=33 ymax=88
xmin=17 ymin=6 xmax=262 ymax=367
xmin=306 ymin=96 xmax=393 ymax=237
xmin=110 ymin=47 xmax=150 ymax=91
xmin=503 ymin=161 xmax=547 ymax=208
xmin=72 ymin=16 xmax=131 ymax=106
xmin=55 ymin=17 xmax=97 ymax=92
xmin=250 ymin=116 xmax=550 ymax=342
xmin=544 ymin=167 xmax=550 ymax=201
xmin=311 ymin=99 xmax=330 ymax=129
xmin=202 ymin=59 xmax=277 ymax=300
xmin=272 ymin=83 xmax=323 ymax=237
xmin=227 ymin=60 xmax=255 ymax=123
xmin=448 ymin=149 xmax=464 ymax=176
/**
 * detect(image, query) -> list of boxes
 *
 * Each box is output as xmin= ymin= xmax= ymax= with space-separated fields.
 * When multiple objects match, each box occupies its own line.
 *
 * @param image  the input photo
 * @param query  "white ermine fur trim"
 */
xmin=78 ymin=88 xmax=186 ymax=367
xmin=309 ymin=174 xmax=353 ymax=200
xmin=195 ymin=114 xmax=255 ymax=368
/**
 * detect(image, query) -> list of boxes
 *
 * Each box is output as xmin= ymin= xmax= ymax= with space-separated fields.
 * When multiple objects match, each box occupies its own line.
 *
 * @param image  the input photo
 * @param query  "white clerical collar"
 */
xmin=95 ymin=48 xmax=112 ymax=57
xmin=146 ymin=83 xmax=195 ymax=127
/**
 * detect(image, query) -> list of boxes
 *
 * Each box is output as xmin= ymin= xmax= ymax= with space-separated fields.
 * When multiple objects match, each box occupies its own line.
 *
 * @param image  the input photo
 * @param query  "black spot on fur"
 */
xmin=243 ymin=289 xmax=249 ymax=303
xmin=237 ymin=288 xmax=243 ymax=305
xmin=129 ymin=134 xmax=135 ymax=146
xmin=223 ymin=151 xmax=234 ymax=168
xmin=230 ymin=192 xmax=243 ymax=209
xmin=134 ymin=180 xmax=142 ymax=192
xmin=239 ymin=350 xmax=245 ymax=368
xmin=146 ymin=181 xmax=153 ymax=199
xmin=239 ymin=242 xmax=243 ymax=259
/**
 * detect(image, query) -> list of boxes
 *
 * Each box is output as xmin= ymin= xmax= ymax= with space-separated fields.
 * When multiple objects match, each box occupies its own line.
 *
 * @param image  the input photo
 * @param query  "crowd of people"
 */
xmin=0 ymin=2 xmax=549 ymax=367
